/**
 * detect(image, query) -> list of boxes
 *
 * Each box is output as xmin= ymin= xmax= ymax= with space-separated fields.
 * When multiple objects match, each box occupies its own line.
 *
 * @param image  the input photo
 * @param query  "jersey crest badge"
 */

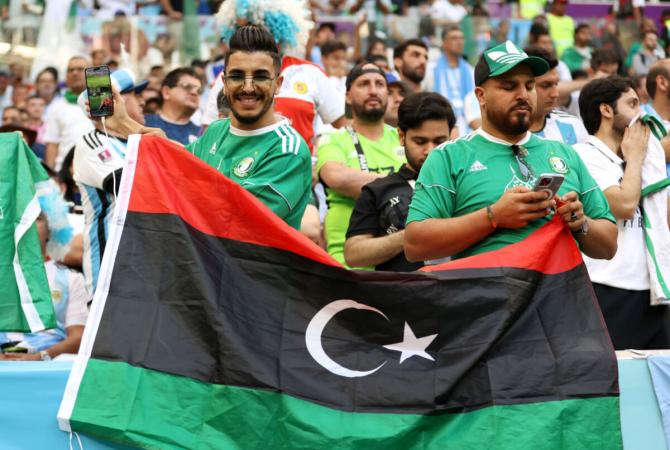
xmin=97 ymin=149 xmax=112 ymax=162
xmin=293 ymin=81 xmax=308 ymax=95
xmin=234 ymin=156 xmax=255 ymax=177
xmin=548 ymin=156 xmax=568 ymax=174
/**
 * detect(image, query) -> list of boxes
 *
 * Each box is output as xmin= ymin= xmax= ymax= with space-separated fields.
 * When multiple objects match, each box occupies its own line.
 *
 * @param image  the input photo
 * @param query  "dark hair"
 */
xmin=216 ymin=88 xmax=230 ymax=115
xmin=397 ymin=92 xmax=456 ymax=133
xmin=529 ymin=23 xmax=550 ymax=42
xmin=575 ymin=23 xmax=590 ymax=35
xmin=366 ymin=54 xmax=388 ymax=65
xmin=523 ymin=46 xmax=559 ymax=70
xmin=317 ymin=22 xmax=336 ymax=33
xmin=224 ymin=25 xmax=281 ymax=73
xmin=321 ymin=39 xmax=347 ymax=58
xmin=365 ymin=38 xmax=386 ymax=59
xmin=441 ymin=23 xmax=462 ymax=40
xmin=579 ymin=76 xmax=635 ymax=134
xmin=58 ymin=148 xmax=79 ymax=206
xmin=590 ymin=48 xmax=619 ymax=70
xmin=393 ymin=39 xmax=428 ymax=61
xmin=646 ymin=62 xmax=670 ymax=99
xmin=162 ymin=67 xmax=197 ymax=89
xmin=36 ymin=67 xmax=58 ymax=83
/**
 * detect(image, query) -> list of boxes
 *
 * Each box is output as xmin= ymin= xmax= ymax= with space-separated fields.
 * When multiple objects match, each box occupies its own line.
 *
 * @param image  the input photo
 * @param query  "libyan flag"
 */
xmin=58 ymin=135 xmax=622 ymax=449
xmin=0 ymin=132 xmax=56 ymax=332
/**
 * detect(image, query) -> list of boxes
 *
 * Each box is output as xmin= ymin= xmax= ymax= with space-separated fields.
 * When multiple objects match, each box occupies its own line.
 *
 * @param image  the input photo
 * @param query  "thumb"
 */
xmin=508 ymin=185 xmax=529 ymax=193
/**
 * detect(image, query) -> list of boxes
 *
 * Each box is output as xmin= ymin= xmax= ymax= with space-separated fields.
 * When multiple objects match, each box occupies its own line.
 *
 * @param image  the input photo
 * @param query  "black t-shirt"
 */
xmin=346 ymin=165 xmax=423 ymax=272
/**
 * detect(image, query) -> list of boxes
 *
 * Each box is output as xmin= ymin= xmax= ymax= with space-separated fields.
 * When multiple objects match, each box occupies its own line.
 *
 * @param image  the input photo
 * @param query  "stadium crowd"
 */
xmin=1 ymin=0 xmax=670 ymax=362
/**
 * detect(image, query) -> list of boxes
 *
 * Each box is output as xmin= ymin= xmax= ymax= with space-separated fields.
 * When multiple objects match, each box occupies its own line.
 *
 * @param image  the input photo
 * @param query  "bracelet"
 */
xmin=486 ymin=205 xmax=497 ymax=229
xmin=39 ymin=350 xmax=52 ymax=361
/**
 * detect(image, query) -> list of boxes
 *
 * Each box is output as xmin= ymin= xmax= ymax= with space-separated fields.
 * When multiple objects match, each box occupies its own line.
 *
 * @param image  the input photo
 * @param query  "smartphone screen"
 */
xmin=85 ymin=65 xmax=113 ymax=118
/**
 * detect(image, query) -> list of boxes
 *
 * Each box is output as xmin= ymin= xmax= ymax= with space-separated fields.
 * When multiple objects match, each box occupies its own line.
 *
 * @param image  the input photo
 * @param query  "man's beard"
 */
xmin=612 ymin=111 xmax=630 ymax=137
xmin=228 ymin=91 xmax=273 ymax=125
xmin=486 ymin=101 xmax=532 ymax=135
xmin=352 ymin=99 xmax=387 ymax=122
xmin=402 ymin=66 xmax=425 ymax=85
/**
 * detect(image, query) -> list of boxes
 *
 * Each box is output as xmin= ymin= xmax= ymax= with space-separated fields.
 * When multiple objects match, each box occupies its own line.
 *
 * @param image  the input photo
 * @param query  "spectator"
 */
xmin=317 ymin=63 xmax=405 ymax=266
xmin=72 ymin=68 xmax=148 ymax=297
xmin=546 ymin=0 xmax=574 ymax=57
xmin=563 ymin=48 xmax=621 ymax=117
xmin=526 ymin=47 xmax=588 ymax=145
xmin=216 ymin=88 xmax=230 ymax=119
xmin=643 ymin=59 xmax=670 ymax=131
xmin=0 ymin=69 xmax=12 ymax=113
xmin=633 ymin=74 xmax=650 ymax=105
xmin=368 ymin=54 xmax=391 ymax=72
xmin=90 ymin=49 xmax=108 ymax=67
xmin=561 ymin=24 xmax=593 ymax=75
xmin=574 ymin=76 xmax=670 ymax=350
xmin=34 ymin=67 xmax=59 ymax=114
xmin=344 ymin=92 xmax=454 ymax=271
xmin=528 ymin=23 xmax=572 ymax=81
xmin=321 ymin=40 xmax=348 ymax=95
xmin=0 ymin=214 xmax=87 ymax=362
xmin=307 ymin=22 xmax=337 ymax=67
xmin=2 ymin=105 xmax=22 ymax=126
xmin=403 ymin=41 xmax=617 ymax=262
xmin=631 ymin=32 xmax=665 ymax=76
xmin=393 ymin=39 xmax=428 ymax=93
xmin=24 ymin=95 xmax=47 ymax=158
xmin=428 ymin=24 xmax=474 ymax=136
xmin=145 ymin=67 xmax=201 ymax=145
xmin=384 ymin=74 xmax=408 ymax=127
xmin=10 ymin=83 xmax=29 ymax=109
xmin=44 ymin=56 xmax=94 ymax=171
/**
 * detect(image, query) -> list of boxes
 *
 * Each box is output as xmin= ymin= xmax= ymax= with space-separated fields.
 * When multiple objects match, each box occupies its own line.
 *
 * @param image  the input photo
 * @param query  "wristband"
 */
xmin=486 ymin=205 xmax=497 ymax=229
xmin=39 ymin=350 xmax=52 ymax=361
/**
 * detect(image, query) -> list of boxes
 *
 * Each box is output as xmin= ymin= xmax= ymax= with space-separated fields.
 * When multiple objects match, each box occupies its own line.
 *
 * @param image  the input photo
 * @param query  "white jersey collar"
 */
xmin=585 ymin=135 xmax=624 ymax=165
xmin=230 ymin=118 xmax=290 ymax=137
xmin=476 ymin=128 xmax=532 ymax=146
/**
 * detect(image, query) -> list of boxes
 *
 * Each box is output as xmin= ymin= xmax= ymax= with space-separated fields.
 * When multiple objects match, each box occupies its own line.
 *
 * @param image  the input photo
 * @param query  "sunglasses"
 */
xmin=511 ymin=145 xmax=535 ymax=181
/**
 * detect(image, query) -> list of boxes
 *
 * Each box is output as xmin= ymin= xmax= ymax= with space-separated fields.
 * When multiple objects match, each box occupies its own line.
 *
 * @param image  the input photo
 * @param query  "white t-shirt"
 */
xmin=574 ymin=135 xmax=649 ymax=291
xmin=535 ymin=110 xmax=589 ymax=145
xmin=44 ymin=96 xmax=94 ymax=171
xmin=45 ymin=260 xmax=88 ymax=327
xmin=429 ymin=0 xmax=468 ymax=22
xmin=557 ymin=60 xmax=572 ymax=81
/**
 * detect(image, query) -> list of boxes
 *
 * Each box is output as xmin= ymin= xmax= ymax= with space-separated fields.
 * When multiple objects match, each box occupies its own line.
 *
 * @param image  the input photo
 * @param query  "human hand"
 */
xmin=555 ymin=191 xmax=587 ymax=233
xmin=168 ymin=10 xmax=183 ymax=20
xmin=490 ymin=186 xmax=555 ymax=229
xmin=2 ymin=352 xmax=41 ymax=361
xmin=621 ymin=120 xmax=649 ymax=163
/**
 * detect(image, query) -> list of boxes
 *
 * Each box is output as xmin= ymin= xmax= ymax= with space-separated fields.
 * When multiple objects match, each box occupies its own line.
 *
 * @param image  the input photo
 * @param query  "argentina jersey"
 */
xmin=533 ymin=110 xmax=589 ymax=146
xmin=73 ymin=129 xmax=127 ymax=297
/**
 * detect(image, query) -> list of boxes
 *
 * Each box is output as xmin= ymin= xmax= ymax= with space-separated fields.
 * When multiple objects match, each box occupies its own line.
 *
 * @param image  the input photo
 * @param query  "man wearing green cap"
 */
xmin=404 ymin=40 xmax=617 ymax=262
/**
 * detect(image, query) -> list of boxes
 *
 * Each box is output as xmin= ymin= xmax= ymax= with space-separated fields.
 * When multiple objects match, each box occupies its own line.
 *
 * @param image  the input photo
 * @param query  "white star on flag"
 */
xmin=384 ymin=322 xmax=438 ymax=364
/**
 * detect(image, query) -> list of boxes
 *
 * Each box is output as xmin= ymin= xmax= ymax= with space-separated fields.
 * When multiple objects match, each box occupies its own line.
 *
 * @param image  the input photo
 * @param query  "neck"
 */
xmin=404 ymin=162 xmax=417 ymax=173
xmin=401 ymin=76 xmax=421 ymax=92
xmin=68 ymin=86 xmax=84 ymax=95
xmin=652 ymin=95 xmax=670 ymax=121
xmin=230 ymin=110 xmax=279 ymax=131
xmin=481 ymin=119 xmax=528 ymax=144
xmin=528 ymin=112 xmax=547 ymax=133
xmin=160 ymin=105 xmax=193 ymax=124
xmin=24 ymin=118 xmax=42 ymax=128
xmin=352 ymin=117 xmax=385 ymax=140
xmin=594 ymin=127 xmax=622 ymax=156
xmin=446 ymin=53 xmax=459 ymax=67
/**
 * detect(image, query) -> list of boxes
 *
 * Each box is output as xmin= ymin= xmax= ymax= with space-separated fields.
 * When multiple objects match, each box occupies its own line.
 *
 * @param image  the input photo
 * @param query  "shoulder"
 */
xmin=76 ymin=129 xmax=105 ymax=152
xmin=272 ymin=122 xmax=311 ymax=159
xmin=281 ymin=56 xmax=327 ymax=77
xmin=143 ymin=114 xmax=160 ymax=126
xmin=317 ymin=127 xmax=349 ymax=148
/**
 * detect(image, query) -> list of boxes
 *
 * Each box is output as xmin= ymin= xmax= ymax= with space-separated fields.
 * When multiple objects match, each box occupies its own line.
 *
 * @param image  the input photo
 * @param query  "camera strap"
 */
xmin=346 ymin=126 xmax=369 ymax=173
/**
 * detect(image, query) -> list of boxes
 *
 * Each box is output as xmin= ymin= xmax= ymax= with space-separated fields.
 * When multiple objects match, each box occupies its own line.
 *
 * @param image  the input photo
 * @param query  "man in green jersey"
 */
xmin=317 ymin=63 xmax=405 ymax=266
xmin=96 ymin=26 xmax=312 ymax=230
xmin=404 ymin=41 xmax=618 ymax=262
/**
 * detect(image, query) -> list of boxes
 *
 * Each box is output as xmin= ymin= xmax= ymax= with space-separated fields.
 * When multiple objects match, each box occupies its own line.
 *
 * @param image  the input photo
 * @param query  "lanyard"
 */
xmin=346 ymin=126 xmax=369 ymax=173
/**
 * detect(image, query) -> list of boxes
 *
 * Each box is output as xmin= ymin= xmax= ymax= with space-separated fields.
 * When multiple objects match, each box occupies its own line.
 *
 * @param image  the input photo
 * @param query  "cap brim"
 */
xmin=120 ymin=79 xmax=149 ymax=95
xmin=489 ymin=56 xmax=549 ymax=79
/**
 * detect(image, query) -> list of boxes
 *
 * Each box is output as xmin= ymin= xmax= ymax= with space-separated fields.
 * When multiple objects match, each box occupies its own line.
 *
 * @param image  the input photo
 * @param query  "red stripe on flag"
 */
xmin=421 ymin=217 xmax=584 ymax=275
xmin=127 ymin=136 xmax=341 ymax=268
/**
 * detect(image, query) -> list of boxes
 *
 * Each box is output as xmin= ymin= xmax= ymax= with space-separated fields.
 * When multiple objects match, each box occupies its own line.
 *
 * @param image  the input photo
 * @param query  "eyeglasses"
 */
xmin=176 ymin=82 xmax=203 ymax=95
xmin=223 ymin=74 xmax=276 ymax=89
xmin=511 ymin=145 xmax=535 ymax=181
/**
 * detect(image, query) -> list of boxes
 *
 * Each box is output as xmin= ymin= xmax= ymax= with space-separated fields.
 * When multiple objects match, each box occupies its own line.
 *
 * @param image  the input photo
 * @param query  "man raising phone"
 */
xmin=404 ymin=41 xmax=617 ymax=262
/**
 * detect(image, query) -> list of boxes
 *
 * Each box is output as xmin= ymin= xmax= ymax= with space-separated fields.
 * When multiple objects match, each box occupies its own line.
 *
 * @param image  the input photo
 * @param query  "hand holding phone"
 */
xmin=85 ymin=65 xmax=114 ymax=118
xmin=532 ymin=173 xmax=564 ymax=199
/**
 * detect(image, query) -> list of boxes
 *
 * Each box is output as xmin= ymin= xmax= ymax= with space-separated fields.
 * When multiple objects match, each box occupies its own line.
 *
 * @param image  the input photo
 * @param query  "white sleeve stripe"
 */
xmin=275 ymin=128 xmax=288 ymax=154
xmin=278 ymin=125 xmax=300 ymax=155
xmin=421 ymin=183 xmax=456 ymax=194
xmin=580 ymin=186 xmax=599 ymax=196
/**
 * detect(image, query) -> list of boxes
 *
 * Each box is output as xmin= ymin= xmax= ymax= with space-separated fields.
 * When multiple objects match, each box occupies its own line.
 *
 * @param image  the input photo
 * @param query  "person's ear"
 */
xmin=599 ymin=103 xmax=613 ymax=119
xmin=275 ymin=75 xmax=283 ymax=95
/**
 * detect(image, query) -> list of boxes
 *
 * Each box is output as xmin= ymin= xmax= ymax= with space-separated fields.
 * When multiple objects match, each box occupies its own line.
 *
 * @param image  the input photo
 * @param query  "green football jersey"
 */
xmin=186 ymin=118 xmax=312 ymax=230
xmin=316 ymin=125 xmax=404 ymax=266
xmin=407 ymin=129 xmax=615 ymax=259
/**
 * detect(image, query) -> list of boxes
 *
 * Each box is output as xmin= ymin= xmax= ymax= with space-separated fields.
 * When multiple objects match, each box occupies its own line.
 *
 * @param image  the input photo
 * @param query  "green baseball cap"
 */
xmin=474 ymin=40 xmax=549 ymax=86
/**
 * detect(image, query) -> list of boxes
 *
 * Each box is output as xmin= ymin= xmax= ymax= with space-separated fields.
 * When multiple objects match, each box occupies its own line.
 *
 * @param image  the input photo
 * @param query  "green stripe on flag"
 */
xmin=70 ymin=359 xmax=622 ymax=450
xmin=642 ymin=210 xmax=670 ymax=299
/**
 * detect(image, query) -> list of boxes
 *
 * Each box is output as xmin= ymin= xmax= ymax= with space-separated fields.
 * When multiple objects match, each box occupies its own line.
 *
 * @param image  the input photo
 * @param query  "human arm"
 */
xmin=2 ymin=326 xmax=84 ymax=361
xmin=61 ymin=234 xmax=83 ymax=269
xmin=300 ymin=203 xmax=325 ymax=247
xmin=319 ymin=161 xmax=384 ymax=199
xmin=44 ymin=143 xmax=59 ymax=169
xmin=404 ymin=187 xmax=555 ymax=262
xmin=345 ymin=232 xmax=405 ymax=267
xmin=160 ymin=0 xmax=182 ymax=19
xmin=331 ymin=116 xmax=350 ymax=129
xmin=352 ymin=14 xmax=368 ymax=62
xmin=602 ymin=122 xmax=649 ymax=219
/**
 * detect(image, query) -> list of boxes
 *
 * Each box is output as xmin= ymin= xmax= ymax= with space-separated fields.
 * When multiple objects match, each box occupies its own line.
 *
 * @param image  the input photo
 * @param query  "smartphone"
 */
xmin=533 ymin=173 xmax=564 ymax=199
xmin=85 ymin=65 xmax=114 ymax=118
